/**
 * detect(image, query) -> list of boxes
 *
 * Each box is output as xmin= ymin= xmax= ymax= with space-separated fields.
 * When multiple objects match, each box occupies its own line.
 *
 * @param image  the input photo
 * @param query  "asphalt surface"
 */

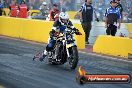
xmin=0 ymin=36 xmax=132 ymax=88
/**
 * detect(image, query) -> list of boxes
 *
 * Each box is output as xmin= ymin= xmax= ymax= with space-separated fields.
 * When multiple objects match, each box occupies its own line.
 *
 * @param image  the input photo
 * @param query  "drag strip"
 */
xmin=0 ymin=36 xmax=132 ymax=88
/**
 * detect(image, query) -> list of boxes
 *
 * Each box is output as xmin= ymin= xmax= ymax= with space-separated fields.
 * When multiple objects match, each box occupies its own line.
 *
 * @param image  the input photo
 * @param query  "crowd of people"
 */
xmin=0 ymin=0 xmax=131 ymax=22
xmin=8 ymin=0 xmax=29 ymax=18
xmin=0 ymin=0 xmax=61 ymax=20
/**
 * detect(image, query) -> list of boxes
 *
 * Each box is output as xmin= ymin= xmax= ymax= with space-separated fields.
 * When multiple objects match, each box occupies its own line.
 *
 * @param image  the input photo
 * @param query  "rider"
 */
xmin=39 ymin=12 xmax=81 ymax=61
xmin=31 ymin=1 xmax=49 ymax=20
xmin=115 ymin=0 xmax=123 ymax=17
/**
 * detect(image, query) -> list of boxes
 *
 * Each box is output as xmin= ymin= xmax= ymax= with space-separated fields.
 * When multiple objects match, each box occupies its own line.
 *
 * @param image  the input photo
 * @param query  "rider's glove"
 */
xmin=75 ymin=31 xmax=82 ymax=35
xmin=73 ymin=28 xmax=82 ymax=35
xmin=49 ymin=30 xmax=55 ymax=37
xmin=73 ymin=28 xmax=79 ymax=32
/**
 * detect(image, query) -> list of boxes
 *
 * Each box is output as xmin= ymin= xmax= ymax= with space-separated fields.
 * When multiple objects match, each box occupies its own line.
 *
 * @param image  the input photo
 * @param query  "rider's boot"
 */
xmin=39 ymin=50 xmax=47 ymax=62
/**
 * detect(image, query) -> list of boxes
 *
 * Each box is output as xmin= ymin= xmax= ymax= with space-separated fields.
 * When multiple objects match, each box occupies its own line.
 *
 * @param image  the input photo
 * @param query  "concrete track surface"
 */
xmin=0 ymin=36 xmax=132 ymax=88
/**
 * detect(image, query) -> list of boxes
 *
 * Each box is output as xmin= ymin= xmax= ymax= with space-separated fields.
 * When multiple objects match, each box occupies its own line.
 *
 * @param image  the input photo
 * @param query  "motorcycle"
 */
xmin=33 ymin=28 xmax=82 ymax=69
xmin=47 ymin=28 xmax=82 ymax=69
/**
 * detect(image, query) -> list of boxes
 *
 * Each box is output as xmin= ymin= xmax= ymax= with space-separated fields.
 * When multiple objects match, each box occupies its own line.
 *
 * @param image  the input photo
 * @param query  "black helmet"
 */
xmin=53 ymin=4 xmax=57 ymax=7
xmin=85 ymin=0 xmax=92 ymax=4
xmin=110 ymin=0 xmax=117 ymax=4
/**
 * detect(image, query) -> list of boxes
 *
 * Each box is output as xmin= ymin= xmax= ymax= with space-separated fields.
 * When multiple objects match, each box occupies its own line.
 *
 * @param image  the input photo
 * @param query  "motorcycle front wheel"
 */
xmin=69 ymin=46 xmax=78 ymax=69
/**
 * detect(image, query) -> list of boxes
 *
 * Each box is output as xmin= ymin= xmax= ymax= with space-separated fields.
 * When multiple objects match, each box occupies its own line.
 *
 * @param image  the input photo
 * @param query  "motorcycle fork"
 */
xmin=62 ymin=38 xmax=70 ymax=58
xmin=54 ymin=44 xmax=60 ymax=59
xmin=66 ymin=48 xmax=70 ymax=58
xmin=66 ymin=47 xmax=73 ymax=64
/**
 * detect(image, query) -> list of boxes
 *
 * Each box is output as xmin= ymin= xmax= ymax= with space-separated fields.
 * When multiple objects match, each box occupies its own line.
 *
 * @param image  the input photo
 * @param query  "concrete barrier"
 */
xmin=0 ymin=17 xmax=22 ymax=37
xmin=0 ymin=16 xmax=85 ymax=49
xmin=93 ymin=35 xmax=132 ymax=58
xmin=126 ymin=24 xmax=132 ymax=38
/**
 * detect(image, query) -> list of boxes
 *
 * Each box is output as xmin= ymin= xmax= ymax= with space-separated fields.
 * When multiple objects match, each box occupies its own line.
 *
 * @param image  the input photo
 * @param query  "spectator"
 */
xmin=0 ymin=1 xmax=3 ymax=16
xmin=105 ymin=0 xmax=121 ymax=36
xmin=39 ymin=1 xmax=49 ymax=14
xmin=9 ymin=0 xmax=18 ymax=17
xmin=49 ymin=4 xmax=60 ymax=21
xmin=33 ymin=0 xmax=41 ymax=9
xmin=64 ymin=0 xmax=74 ymax=11
xmin=115 ymin=0 xmax=123 ymax=19
xmin=31 ymin=1 xmax=49 ymax=20
xmin=79 ymin=0 xmax=99 ymax=44
xmin=27 ymin=0 xmax=34 ymax=9
xmin=18 ymin=1 xmax=29 ymax=18
xmin=4 ymin=0 xmax=10 ymax=7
